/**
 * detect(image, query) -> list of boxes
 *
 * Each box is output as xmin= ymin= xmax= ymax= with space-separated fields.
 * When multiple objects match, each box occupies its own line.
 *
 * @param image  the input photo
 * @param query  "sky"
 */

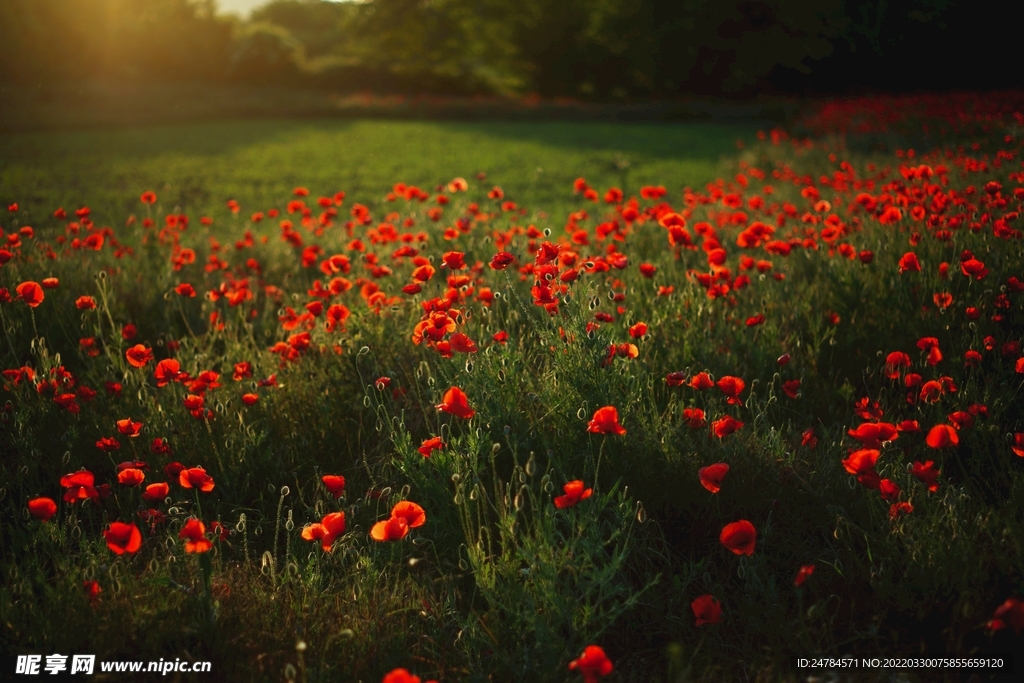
xmin=218 ymin=0 xmax=349 ymax=17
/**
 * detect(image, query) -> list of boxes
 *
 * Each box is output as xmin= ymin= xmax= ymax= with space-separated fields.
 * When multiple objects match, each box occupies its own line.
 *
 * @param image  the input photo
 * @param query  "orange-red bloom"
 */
xmin=117 ymin=468 xmax=145 ymax=487
xmin=381 ymin=668 xmax=438 ymax=683
xmin=142 ymin=482 xmax=170 ymax=502
xmin=437 ymin=386 xmax=475 ymax=419
xmin=587 ymin=406 xmax=626 ymax=435
xmin=568 ymin=645 xmax=613 ymax=683
xmin=16 ymin=281 xmax=44 ymax=307
xmin=75 ymin=295 xmax=96 ymax=310
xmin=720 ymin=520 xmax=756 ymax=555
xmin=794 ymin=564 xmax=815 ymax=586
xmin=418 ymin=436 xmax=445 ymax=458
xmin=116 ymin=418 xmax=143 ymax=437
xmin=28 ymin=497 xmax=58 ymax=521
xmin=61 ymin=470 xmax=99 ymax=504
xmin=712 ymin=415 xmax=744 ymax=438
xmin=321 ymin=475 xmax=346 ymax=498
xmin=555 ymin=480 xmax=593 ymax=508
xmin=925 ymin=423 xmax=959 ymax=448
xmin=716 ymin=376 xmax=745 ymax=405
xmin=301 ymin=511 xmax=346 ymax=551
xmin=911 ymin=461 xmax=940 ymax=492
xmin=988 ymin=596 xmax=1024 ymax=636
xmin=698 ymin=463 xmax=729 ymax=493
xmin=179 ymin=466 xmax=215 ymax=492
xmin=180 ymin=518 xmax=212 ymax=553
xmin=691 ymin=594 xmax=722 ymax=626
xmin=125 ymin=344 xmax=154 ymax=368
xmin=370 ymin=516 xmax=410 ymax=542
xmin=104 ymin=521 xmax=142 ymax=554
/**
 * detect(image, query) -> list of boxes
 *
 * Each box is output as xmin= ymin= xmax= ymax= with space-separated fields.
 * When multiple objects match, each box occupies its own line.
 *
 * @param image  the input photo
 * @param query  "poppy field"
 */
xmin=2 ymin=95 xmax=1024 ymax=682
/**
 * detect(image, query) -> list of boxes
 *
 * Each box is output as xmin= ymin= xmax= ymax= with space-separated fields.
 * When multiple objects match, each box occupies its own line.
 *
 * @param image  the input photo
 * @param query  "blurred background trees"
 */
xmin=0 ymin=0 xmax=1020 ymax=98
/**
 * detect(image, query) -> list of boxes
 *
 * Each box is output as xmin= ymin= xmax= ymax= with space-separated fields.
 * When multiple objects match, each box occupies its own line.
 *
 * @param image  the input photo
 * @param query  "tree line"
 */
xmin=1 ymin=0 xmax=1019 ymax=98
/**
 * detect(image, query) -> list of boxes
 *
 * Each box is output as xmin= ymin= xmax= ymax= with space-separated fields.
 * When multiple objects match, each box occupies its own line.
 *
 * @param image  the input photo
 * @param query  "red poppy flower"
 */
xmin=911 ymin=461 xmax=940 ymax=492
xmin=490 ymin=251 xmax=514 ymax=270
xmin=961 ymin=258 xmax=989 ymax=280
xmin=95 ymin=436 xmax=121 ymax=452
xmin=555 ymin=480 xmax=593 ymax=508
xmin=493 ymin=330 xmax=508 ymax=344
xmin=782 ymin=379 xmax=800 ymax=399
xmin=720 ymin=520 xmax=756 ymax=555
xmin=587 ymin=406 xmax=626 ymax=435
xmin=847 ymin=422 xmax=898 ymax=449
xmin=691 ymin=594 xmax=722 ymax=626
xmin=1012 ymin=434 xmax=1024 ymax=458
xmin=142 ymin=482 xmax=170 ymax=502
xmin=712 ymin=415 xmax=744 ymax=438
xmin=104 ymin=521 xmax=143 ymax=554
xmin=794 ymin=564 xmax=815 ymax=586
xmin=83 ymin=580 xmax=102 ymax=602
xmin=241 ymin=393 xmax=259 ymax=405
xmin=698 ymin=463 xmax=729 ymax=493
xmin=179 ymin=518 xmax=212 ymax=553
xmin=370 ymin=515 xmax=410 ymax=542
xmin=450 ymin=332 xmax=478 ymax=353
xmin=689 ymin=372 xmax=714 ymax=390
xmin=175 ymin=283 xmax=196 ymax=297
xmin=884 ymin=351 xmax=911 ymax=379
xmin=568 ymin=645 xmax=613 ymax=683
xmin=116 ymin=418 xmax=143 ymax=437
xmin=61 ymin=470 xmax=99 ymax=503
xmin=125 ymin=344 xmax=154 ymax=368
xmin=841 ymin=448 xmax=879 ymax=477
xmin=391 ymin=501 xmax=427 ymax=528
xmin=441 ymin=251 xmax=466 ymax=270
xmin=322 ymin=475 xmax=346 ymax=498
xmin=75 ymin=295 xmax=96 ymax=310
xmin=28 ymin=497 xmax=58 ymax=521
xmin=381 ymin=668 xmax=437 ymax=683
xmin=437 ymin=386 xmax=475 ymax=419
xmin=898 ymin=252 xmax=920 ymax=273
xmin=121 ymin=324 xmax=137 ymax=340
xmin=925 ymin=424 xmax=959 ymax=449
xmin=140 ymin=191 xmax=157 ymax=204
xmin=418 ymin=436 xmax=445 ymax=458
xmin=117 ymin=468 xmax=145 ymax=487
xmin=682 ymin=407 xmax=706 ymax=429
xmin=164 ymin=461 xmax=185 ymax=478
xmin=179 ymin=467 xmax=215 ymax=492
xmin=716 ymin=376 xmax=745 ymax=405
xmin=301 ymin=512 xmax=347 ymax=552
xmin=801 ymin=428 xmax=818 ymax=449
xmin=889 ymin=501 xmax=913 ymax=519
xmin=745 ymin=314 xmax=765 ymax=327
xmin=16 ymin=281 xmax=44 ymax=307
xmin=151 ymin=438 xmax=172 ymax=455
xmin=878 ymin=478 xmax=900 ymax=501
xmin=988 ymin=597 xmax=1024 ymax=636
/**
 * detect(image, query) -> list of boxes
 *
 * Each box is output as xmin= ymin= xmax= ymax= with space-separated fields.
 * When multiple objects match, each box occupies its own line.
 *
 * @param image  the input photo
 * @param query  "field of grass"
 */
xmin=1 ymin=106 xmax=1023 ymax=683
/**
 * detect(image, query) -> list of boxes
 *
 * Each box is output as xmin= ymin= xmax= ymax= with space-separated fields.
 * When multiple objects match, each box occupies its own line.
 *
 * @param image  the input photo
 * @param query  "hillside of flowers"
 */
xmin=2 ymin=95 xmax=1023 ymax=682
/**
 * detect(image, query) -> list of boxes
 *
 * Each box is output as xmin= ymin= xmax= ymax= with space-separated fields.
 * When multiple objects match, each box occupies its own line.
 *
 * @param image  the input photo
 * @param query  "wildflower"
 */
xmin=587 ymin=406 xmax=626 ymax=435
xmin=782 ymin=379 xmax=800 ymax=399
xmin=179 ymin=467 xmax=215 ymax=492
xmin=925 ymin=424 xmax=959 ymax=448
xmin=418 ymin=436 xmax=445 ymax=458
xmin=691 ymin=594 xmax=722 ymax=625
xmin=241 ymin=393 xmax=259 ymax=405
xmin=371 ymin=501 xmax=426 ymax=541
xmin=140 ymin=191 xmax=157 ymax=204
xmin=117 ymin=468 xmax=145 ymax=487
xmin=142 ymin=482 xmax=170 ymax=502
xmin=125 ymin=344 xmax=154 ymax=368
xmin=794 ymin=564 xmax=815 ymax=586
xmin=1012 ymin=434 xmax=1024 ymax=457
xmin=116 ymin=418 xmax=143 ymax=437
xmin=83 ymin=580 xmax=102 ymax=602
xmin=898 ymin=252 xmax=920 ymax=273
xmin=988 ymin=597 xmax=1024 ymax=636
xmin=16 ymin=281 xmax=44 ymax=307
xmin=175 ymin=283 xmax=196 ymax=297
xmin=847 ymin=422 xmax=898 ymax=449
xmin=712 ymin=415 xmax=744 ymax=438
xmin=61 ymin=470 xmax=99 ymax=503
xmin=698 ymin=463 xmax=729 ymax=493
xmin=75 ymin=296 xmax=96 ymax=310
xmin=720 ymin=520 xmax=756 ymax=555
xmin=568 ymin=645 xmax=613 ymax=683
xmin=27 ymin=497 xmax=58 ymax=521
xmin=489 ymin=251 xmax=514 ymax=270
xmin=381 ymin=668 xmax=437 ymax=683
xmin=878 ymin=478 xmax=900 ymax=501
xmin=682 ymin=407 xmax=706 ymax=428
xmin=888 ymin=501 xmax=913 ymax=519
xmin=555 ymin=480 xmax=593 ymax=508
xmin=322 ymin=475 xmax=346 ymax=498
xmin=301 ymin=512 xmax=347 ymax=552
xmin=179 ymin=518 xmax=212 ymax=553
xmin=104 ymin=521 xmax=143 ymax=554
xmin=437 ymin=387 xmax=475 ymax=419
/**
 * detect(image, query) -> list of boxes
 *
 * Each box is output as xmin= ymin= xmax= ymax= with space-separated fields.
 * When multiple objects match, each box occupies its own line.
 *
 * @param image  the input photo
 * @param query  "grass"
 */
xmin=1 ymin=110 xmax=1023 ymax=683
